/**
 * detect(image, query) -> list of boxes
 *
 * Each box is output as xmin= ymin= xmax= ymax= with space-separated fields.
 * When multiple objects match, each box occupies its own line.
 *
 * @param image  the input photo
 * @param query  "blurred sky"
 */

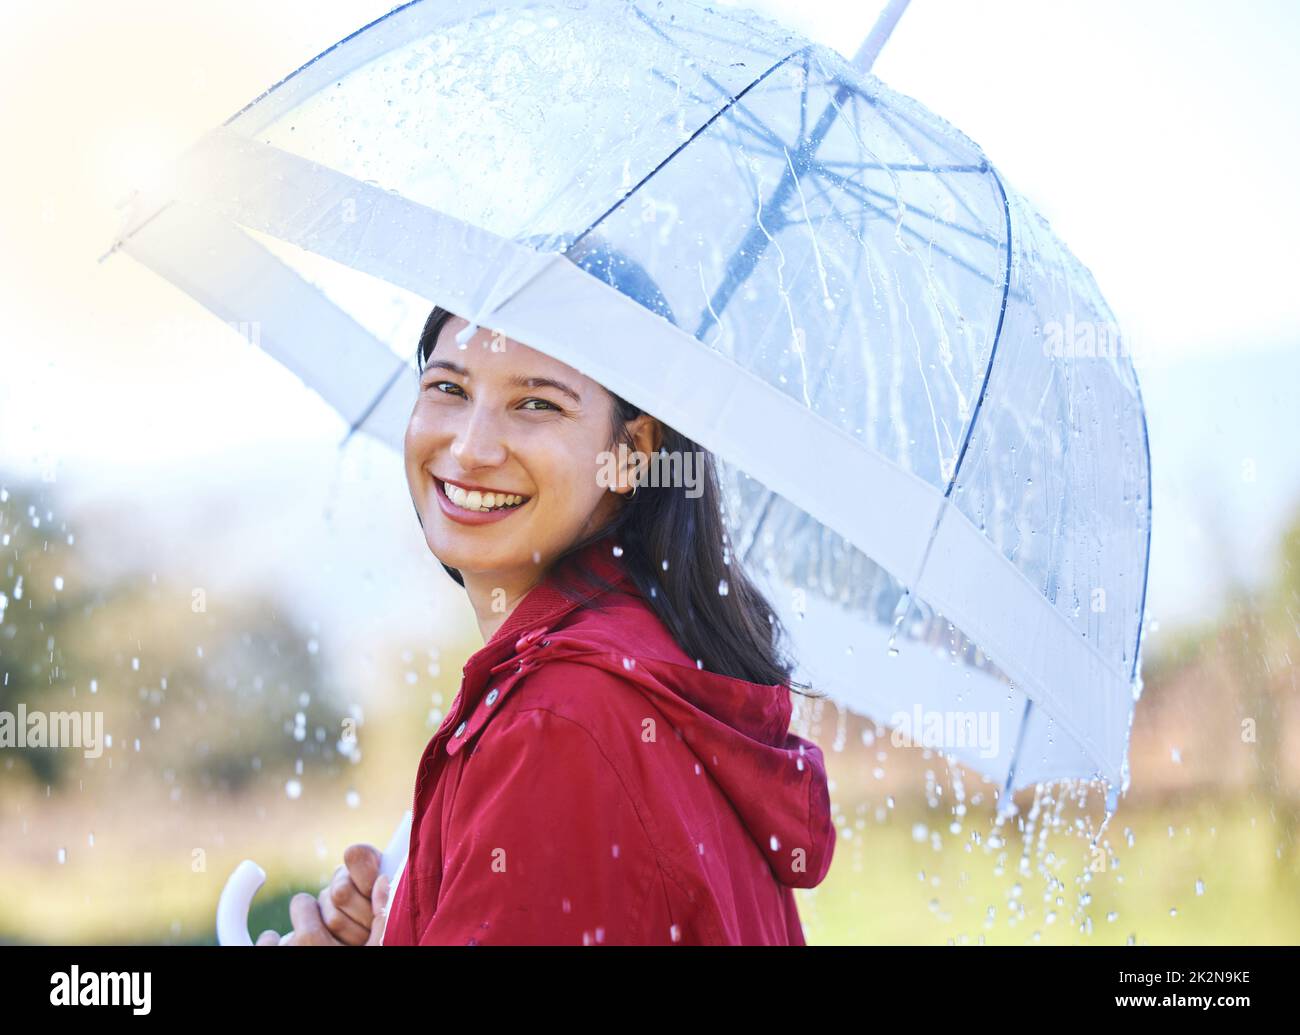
xmin=1 ymin=0 xmax=1298 ymax=653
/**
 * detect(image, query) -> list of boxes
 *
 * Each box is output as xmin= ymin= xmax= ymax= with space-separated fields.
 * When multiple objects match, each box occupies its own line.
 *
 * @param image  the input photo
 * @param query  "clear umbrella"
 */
xmin=102 ymin=0 xmax=1150 ymax=825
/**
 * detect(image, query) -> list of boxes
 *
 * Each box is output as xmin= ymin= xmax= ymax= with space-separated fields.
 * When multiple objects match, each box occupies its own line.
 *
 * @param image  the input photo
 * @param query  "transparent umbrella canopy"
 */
xmin=102 ymin=0 xmax=1151 ymax=818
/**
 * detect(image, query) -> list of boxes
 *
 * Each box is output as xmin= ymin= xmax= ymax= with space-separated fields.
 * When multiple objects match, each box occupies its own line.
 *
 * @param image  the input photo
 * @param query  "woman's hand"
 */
xmin=255 ymin=844 xmax=391 ymax=945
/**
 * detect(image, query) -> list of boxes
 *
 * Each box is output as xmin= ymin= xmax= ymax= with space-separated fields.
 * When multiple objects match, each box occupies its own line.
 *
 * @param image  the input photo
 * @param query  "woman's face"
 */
xmin=405 ymin=315 xmax=634 ymax=583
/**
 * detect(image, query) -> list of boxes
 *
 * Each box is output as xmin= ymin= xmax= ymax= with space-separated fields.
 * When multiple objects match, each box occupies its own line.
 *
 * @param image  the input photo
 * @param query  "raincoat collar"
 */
xmin=459 ymin=530 xmax=631 ymax=683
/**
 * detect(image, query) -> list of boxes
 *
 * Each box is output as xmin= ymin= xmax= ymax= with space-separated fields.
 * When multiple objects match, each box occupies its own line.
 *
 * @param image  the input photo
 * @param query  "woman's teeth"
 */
xmin=443 ymin=481 xmax=527 ymax=512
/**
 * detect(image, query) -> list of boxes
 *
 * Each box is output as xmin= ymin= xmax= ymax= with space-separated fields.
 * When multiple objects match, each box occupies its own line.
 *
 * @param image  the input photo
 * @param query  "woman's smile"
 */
xmin=433 ymin=473 xmax=533 ymax=526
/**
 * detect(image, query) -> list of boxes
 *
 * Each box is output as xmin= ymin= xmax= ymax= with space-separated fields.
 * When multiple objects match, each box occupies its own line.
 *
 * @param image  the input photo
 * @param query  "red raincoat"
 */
xmin=382 ymin=531 xmax=835 ymax=945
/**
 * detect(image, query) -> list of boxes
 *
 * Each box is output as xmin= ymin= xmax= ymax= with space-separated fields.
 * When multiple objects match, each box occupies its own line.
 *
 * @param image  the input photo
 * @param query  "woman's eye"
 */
xmin=427 ymin=380 xmax=465 ymax=397
xmin=520 ymin=398 xmax=559 ymax=412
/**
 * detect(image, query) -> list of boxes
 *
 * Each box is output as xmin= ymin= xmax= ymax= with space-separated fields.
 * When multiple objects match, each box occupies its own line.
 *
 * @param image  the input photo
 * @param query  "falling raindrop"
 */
xmin=346 ymin=789 xmax=361 ymax=809
xmin=53 ymin=576 xmax=64 ymax=591
xmin=286 ymin=779 xmax=303 ymax=800
xmin=717 ymin=578 xmax=729 ymax=596
xmin=57 ymin=848 xmax=67 ymax=864
xmin=611 ymin=545 xmax=623 ymax=557
xmin=1195 ymin=878 xmax=1204 ymax=896
xmin=769 ymin=834 xmax=780 ymax=851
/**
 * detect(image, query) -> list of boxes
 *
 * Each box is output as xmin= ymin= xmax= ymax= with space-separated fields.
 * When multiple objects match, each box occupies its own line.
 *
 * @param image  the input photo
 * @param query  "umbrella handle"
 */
xmin=216 ymin=809 xmax=413 ymax=946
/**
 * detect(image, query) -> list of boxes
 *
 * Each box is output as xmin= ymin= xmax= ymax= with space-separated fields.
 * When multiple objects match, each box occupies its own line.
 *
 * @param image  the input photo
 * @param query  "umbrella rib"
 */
xmin=799 ymin=167 xmax=1012 ymax=297
xmin=338 ymin=356 xmax=414 ymax=450
xmin=1129 ymin=378 xmax=1154 ymax=684
xmin=694 ymin=58 xmax=932 ymax=341
xmin=566 ymin=45 xmax=812 ymax=255
xmin=1000 ymin=697 xmax=1033 ymax=806
xmin=737 ymin=226 xmax=869 ymax=569
xmin=894 ymin=166 xmax=1014 ymax=653
xmin=869 ymin=101 xmax=991 ymax=232
xmin=643 ymin=65 xmax=787 ymax=154
xmin=805 ymin=163 xmax=1002 ymax=248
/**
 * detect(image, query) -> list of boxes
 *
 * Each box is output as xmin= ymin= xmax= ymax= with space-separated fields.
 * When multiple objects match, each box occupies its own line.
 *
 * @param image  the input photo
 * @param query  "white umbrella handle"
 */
xmin=216 ymin=809 xmax=412 ymax=946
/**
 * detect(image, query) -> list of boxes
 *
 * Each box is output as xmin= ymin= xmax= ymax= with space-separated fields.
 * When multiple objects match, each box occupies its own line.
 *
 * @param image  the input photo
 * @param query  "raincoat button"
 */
xmin=453 ymin=720 xmax=467 ymax=738
xmin=485 ymin=688 xmax=499 ymax=707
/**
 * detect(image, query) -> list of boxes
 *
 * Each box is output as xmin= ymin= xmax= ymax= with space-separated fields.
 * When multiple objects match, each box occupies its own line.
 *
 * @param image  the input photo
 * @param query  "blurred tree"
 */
xmin=1 ymin=476 xmax=348 ymax=796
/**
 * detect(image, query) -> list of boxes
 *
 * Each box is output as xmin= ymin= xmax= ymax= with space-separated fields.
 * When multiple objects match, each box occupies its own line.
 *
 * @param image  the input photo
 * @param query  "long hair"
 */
xmin=414 ymin=237 xmax=821 ymax=699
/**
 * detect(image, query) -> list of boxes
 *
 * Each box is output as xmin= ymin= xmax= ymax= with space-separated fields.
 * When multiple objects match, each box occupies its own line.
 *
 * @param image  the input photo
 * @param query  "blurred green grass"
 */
xmin=4 ymin=789 xmax=1296 ymax=945
xmin=800 ymin=794 xmax=1300 ymax=945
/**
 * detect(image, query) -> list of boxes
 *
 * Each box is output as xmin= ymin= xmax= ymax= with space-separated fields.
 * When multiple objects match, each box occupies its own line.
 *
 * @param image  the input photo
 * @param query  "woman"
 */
xmin=273 ymin=242 xmax=835 ymax=945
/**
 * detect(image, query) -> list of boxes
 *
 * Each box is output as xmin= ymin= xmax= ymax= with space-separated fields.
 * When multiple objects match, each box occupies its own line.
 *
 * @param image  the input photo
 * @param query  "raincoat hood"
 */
xmin=512 ymin=535 xmax=837 ymax=889
xmin=454 ymin=530 xmax=836 ymax=889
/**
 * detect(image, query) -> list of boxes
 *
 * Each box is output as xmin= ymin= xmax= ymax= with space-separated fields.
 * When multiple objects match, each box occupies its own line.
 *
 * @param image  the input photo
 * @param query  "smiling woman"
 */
xmin=404 ymin=309 xmax=655 ymax=641
xmin=406 ymin=240 xmax=818 ymax=693
xmin=361 ymin=240 xmax=836 ymax=945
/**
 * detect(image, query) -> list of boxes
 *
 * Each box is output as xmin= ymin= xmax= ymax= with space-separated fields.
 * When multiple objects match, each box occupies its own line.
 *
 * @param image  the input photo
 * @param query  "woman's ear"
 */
xmin=627 ymin=413 xmax=662 ymax=457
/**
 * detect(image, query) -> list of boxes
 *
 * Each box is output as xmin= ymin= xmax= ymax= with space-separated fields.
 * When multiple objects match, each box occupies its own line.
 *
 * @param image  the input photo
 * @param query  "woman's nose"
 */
xmin=449 ymin=404 xmax=508 ymax=468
